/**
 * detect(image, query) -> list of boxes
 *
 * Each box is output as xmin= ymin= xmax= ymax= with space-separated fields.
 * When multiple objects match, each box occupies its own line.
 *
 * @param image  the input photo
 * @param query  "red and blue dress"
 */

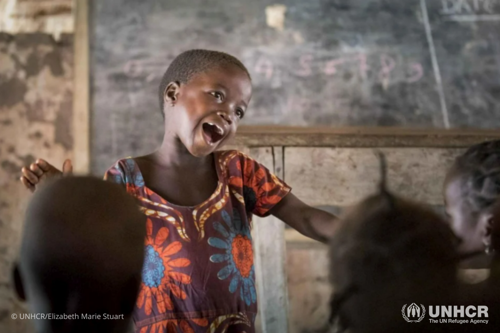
xmin=104 ymin=150 xmax=291 ymax=333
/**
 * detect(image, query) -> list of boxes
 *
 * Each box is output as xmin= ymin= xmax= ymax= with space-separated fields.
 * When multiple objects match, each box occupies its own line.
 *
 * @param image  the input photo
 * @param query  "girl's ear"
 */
xmin=164 ymin=81 xmax=181 ymax=107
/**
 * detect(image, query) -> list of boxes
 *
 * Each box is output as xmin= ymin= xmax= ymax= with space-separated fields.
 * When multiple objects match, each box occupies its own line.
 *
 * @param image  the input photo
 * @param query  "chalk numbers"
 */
xmin=253 ymin=54 xmax=425 ymax=87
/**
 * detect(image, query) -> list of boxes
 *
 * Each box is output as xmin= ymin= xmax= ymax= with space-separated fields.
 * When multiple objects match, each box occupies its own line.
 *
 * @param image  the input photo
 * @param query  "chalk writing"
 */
xmin=324 ymin=58 xmax=346 ymax=76
xmin=379 ymin=54 xmax=396 ymax=89
xmin=254 ymin=57 xmax=274 ymax=80
xmin=407 ymin=63 xmax=424 ymax=83
xmin=357 ymin=53 xmax=370 ymax=80
xmin=440 ymin=0 xmax=497 ymax=15
xmin=295 ymin=54 xmax=313 ymax=77
xmin=253 ymin=53 xmax=425 ymax=87
xmin=123 ymin=54 xmax=425 ymax=88
xmin=324 ymin=54 xmax=370 ymax=78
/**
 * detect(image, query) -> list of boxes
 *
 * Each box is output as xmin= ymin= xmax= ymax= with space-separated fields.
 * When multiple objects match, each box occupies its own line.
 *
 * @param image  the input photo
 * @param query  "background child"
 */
xmin=444 ymin=144 xmax=500 ymax=332
xmin=327 ymin=157 xmax=460 ymax=333
xmin=20 ymin=49 xmax=338 ymax=333
xmin=444 ymin=140 xmax=500 ymax=255
xmin=13 ymin=177 xmax=146 ymax=333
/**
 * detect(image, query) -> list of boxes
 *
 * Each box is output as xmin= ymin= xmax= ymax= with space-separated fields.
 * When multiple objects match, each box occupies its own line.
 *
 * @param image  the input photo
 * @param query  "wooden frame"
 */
xmin=234 ymin=126 xmax=500 ymax=148
xmin=73 ymin=0 xmax=90 ymax=174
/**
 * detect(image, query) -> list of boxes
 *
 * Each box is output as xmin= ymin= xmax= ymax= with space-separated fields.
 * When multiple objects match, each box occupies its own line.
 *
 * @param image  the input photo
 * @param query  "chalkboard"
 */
xmin=91 ymin=0 xmax=500 ymax=174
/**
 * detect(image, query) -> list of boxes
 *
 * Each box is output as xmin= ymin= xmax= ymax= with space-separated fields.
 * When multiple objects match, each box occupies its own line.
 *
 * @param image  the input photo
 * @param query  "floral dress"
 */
xmin=104 ymin=150 xmax=291 ymax=333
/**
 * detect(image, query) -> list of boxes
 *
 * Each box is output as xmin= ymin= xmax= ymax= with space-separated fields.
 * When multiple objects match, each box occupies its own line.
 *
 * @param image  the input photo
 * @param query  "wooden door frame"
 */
xmin=73 ymin=0 xmax=90 ymax=174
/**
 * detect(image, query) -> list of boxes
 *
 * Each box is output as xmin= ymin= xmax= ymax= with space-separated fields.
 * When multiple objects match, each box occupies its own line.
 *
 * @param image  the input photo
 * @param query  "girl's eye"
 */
xmin=236 ymin=109 xmax=244 ymax=119
xmin=210 ymin=92 xmax=223 ymax=101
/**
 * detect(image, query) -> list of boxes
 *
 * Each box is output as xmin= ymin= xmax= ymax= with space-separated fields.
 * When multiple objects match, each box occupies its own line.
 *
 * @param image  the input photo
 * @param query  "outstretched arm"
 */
xmin=270 ymin=192 xmax=339 ymax=243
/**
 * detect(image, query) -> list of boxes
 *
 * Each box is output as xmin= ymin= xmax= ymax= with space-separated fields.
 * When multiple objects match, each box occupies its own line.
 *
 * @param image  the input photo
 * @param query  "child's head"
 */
xmin=444 ymin=140 xmax=500 ymax=253
xmin=13 ymin=177 xmax=146 ymax=333
xmin=159 ymin=49 xmax=252 ymax=157
xmin=329 ymin=156 xmax=459 ymax=332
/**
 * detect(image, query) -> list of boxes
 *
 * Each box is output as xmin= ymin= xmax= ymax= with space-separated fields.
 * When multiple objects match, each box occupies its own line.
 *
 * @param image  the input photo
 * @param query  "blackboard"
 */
xmin=91 ymin=0 xmax=500 ymax=174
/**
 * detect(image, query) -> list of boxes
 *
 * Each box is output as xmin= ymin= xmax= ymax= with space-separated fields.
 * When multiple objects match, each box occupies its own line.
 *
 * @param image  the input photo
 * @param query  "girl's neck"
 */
xmin=151 ymin=132 xmax=212 ymax=169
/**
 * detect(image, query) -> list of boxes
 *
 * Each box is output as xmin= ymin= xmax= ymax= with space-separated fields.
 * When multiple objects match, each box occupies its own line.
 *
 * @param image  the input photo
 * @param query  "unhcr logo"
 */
xmin=402 ymin=303 xmax=426 ymax=323
xmin=401 ymin=304 xmax=489 ymax=324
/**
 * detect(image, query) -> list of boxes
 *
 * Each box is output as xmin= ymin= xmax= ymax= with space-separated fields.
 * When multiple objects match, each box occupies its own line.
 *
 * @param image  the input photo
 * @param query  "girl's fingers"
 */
xmin=36 ymin=159 xmax=51 ymax=172
xmin=30 ymin=163 xmax=44 ymax=177
xmin=20 ymin=176 xmax=35 ymax=193
xmin=62 ymin=159 xmax=73 ymax=176
xmin=22 ymin=167 xmax=39 ymax=184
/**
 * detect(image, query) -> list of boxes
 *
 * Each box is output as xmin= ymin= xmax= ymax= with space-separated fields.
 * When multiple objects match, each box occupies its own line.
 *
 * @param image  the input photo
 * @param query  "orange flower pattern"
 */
xmin=137 ymin=218 xmax=191 ymax=318
xmin=227 ymin=152 xmax=290 ymax=217
xmin=104 ymin=151 xmax=291 ymax=333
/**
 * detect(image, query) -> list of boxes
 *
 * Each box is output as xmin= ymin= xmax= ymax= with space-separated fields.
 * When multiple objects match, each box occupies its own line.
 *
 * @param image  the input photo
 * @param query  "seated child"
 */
xmin=444 ymin=140 xmax=500 ymax=255
xmin=19 ymin=49 xmax=338 ymax=332
xmin=455 ymin=198 xmax=500 ymax=333
xmin=13 ymin=177 xmax=146 ymax=333
xmin=328 ymin=156 xmax=460 ymax=333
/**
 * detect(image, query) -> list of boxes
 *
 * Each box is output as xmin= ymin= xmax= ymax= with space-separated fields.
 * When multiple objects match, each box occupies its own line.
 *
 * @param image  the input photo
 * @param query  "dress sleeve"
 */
xmin=239 ymin=153 xmax=291 ymax=217
xmin=103 ymin=160 xmax=127 ymax=186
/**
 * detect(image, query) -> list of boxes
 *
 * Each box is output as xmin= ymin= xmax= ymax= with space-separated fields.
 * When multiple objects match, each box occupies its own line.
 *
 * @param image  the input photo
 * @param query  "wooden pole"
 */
xmin=73 ymin=0 xmax=90 ymax=174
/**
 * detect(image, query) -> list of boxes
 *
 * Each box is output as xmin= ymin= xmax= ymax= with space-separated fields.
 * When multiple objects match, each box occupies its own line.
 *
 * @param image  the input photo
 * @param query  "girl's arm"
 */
xmin=269 ymin=192 xmax=339 ymax=243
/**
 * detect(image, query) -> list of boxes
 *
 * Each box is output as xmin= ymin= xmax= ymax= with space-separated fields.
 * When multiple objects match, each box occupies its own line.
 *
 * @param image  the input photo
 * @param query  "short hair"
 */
xmin=19 ymin=177 xmax=146 ymax=327
xmin=328 ymin=155 xmax=459 ymax=332
xmin=329 ymin=194 xmax=459 ymax=332
xmin=451 ymin=140 xmax=500 ymax=214
xmin=158 ymin=49 xmax=251 ymax=112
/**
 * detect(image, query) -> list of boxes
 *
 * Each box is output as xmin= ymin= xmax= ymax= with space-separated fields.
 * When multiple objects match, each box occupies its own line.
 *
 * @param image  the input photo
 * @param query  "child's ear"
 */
xmin=480 ymin=213 xmax=495 ymax=253
xmin=165 ymin=81 xmax=181 ymax=106
xmin=12 ymin=264 xmax=27 ymax=301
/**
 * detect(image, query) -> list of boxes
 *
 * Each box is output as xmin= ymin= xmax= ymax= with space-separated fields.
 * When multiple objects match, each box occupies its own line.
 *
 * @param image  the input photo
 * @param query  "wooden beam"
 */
xmin=285 ymin=147 xmax=462 ymax=206
xmin=72 ymin=0 xmax=90 ymax=174
xmin=251 ymin=147 xmax=289 ymax=333
xmin=234 ymin=126 xmax=500 ymax=148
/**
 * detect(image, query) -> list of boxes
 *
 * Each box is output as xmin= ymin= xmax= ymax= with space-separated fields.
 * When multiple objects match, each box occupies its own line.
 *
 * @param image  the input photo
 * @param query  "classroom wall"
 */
xmin=0 ymin=2 xmax=499 ymax=333
xmin=0 ymin=1 xmax=74 ymax=332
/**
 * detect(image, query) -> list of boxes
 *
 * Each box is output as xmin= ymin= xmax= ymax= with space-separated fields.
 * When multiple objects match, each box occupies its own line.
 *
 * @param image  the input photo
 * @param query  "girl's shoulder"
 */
xmin=216 ymin=149 xmax=253 ymax=162
xmin=105 ymin=157 xmax=136 ymax=175
xmin=216 ymin=149 xmax=255 ymax=167
xmin=215 ymin=149 xmax=269 ymax=179
xmin=103 ymin=157 xmax=144 ymax=187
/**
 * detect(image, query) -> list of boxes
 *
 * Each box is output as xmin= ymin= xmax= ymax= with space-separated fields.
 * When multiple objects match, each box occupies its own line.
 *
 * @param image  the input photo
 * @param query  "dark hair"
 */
xmin=158 ymin=49 xmax=251 ymax=112
xmin=452 ymin=140 xmax=500 ymax=214
xmin=328 ymin=154 xmax=459 ymax=332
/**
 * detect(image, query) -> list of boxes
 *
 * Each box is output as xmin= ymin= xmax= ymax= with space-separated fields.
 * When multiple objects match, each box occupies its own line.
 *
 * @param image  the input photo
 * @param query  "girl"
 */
xmin=444 ymin=140 xmax=500 ymax=255
xmin=20 ymin=49 xmax=338 ymax=333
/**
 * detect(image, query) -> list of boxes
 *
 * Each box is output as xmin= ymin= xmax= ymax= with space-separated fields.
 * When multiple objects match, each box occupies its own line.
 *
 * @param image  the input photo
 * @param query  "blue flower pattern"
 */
xmin=142 ymin=245 xmax=165 ymax=288
xmin=208 ymin=210 xmax=257 ymax=306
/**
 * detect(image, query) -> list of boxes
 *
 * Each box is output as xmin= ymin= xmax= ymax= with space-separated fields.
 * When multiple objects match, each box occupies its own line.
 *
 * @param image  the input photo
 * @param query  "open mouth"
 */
xmin=202 ymin=122 xmax=225 ymax=145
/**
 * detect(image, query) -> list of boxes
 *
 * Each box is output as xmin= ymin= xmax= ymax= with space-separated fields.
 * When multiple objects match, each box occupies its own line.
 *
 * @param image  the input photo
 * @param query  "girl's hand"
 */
xmin=20 ymin=159 xmax=73 ymax=193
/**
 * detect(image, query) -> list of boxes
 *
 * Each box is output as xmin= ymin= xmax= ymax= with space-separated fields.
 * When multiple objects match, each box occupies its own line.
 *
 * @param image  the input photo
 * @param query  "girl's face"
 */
xmin=444 ymin=172 xmax=491 ymax=253
xmin=165 ymin=64 xmax=252 ymax=157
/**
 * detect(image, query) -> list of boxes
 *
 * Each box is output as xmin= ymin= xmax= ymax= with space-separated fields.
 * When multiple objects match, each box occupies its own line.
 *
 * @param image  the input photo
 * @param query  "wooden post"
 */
xmin=73 ymin=0 xmax=90 ymax=174
xmin=251 ymin=147 xmax=289 ymax=333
